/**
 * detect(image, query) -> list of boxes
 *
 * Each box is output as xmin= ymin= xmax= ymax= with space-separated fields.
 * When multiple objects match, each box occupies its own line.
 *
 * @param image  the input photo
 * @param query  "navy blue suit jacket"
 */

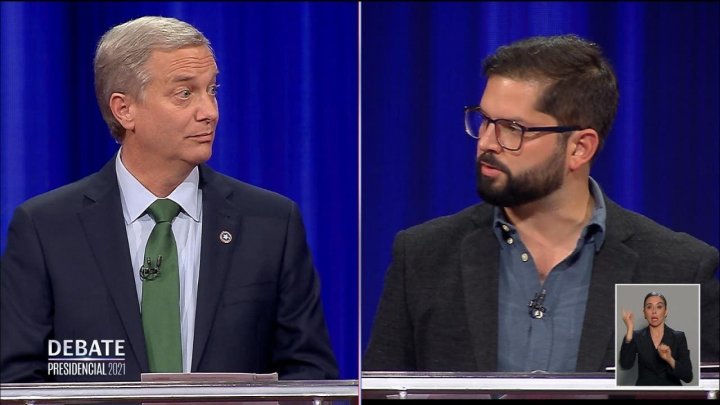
xmin=0 ymin=158 xmax=338 ymax=382
xmin=619 ymin=324 xmax=693 ymax=385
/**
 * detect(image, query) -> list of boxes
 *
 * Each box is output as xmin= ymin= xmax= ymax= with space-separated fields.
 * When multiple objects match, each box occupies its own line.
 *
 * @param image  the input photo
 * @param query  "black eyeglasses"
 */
xmin=464 ymin=106 xmax=582 ymax=151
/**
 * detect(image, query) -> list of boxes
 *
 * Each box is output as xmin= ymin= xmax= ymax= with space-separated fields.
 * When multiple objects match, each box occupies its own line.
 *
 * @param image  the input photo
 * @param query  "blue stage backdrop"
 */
xmin=361 ymin=2 xmax=719 ymax=353
xmin=0 ymin=2 xmax=358 ymax=378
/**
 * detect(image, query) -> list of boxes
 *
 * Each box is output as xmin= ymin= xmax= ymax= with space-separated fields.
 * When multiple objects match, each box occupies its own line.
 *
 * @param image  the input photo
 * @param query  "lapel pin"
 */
xmin=219 ymin=230 xmax=232 ymax=244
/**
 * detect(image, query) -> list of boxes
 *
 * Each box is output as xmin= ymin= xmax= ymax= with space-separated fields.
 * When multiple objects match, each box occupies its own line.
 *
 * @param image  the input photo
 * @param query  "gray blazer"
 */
xmin=364 ymin=197 xmax=719 ymax=372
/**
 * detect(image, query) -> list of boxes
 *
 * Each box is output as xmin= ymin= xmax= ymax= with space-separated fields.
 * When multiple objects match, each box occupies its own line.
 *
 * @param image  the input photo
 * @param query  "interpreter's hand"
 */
xmin=622 ymin=309 xmax=634 ymax=332
xmin=657 ymin=343 xmax=676 ymax=368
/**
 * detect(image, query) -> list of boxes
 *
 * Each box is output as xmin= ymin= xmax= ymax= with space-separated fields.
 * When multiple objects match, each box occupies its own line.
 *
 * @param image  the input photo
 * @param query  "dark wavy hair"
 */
xmin=483 ymin=34 xmax=619 ymax=161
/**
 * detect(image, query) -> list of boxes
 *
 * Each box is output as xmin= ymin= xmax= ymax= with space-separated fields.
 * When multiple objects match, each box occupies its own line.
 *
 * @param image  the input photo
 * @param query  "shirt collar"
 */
xmin=491 ymin=177 xmax=607 ymax=251
xmin=115 ymin=149 xmax=201 ymax=224
xmin=584 ymin=177 xmax=607 ymax=251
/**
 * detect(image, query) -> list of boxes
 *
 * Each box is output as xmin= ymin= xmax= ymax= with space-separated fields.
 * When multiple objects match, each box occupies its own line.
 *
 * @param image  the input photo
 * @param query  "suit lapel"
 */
xmin=458 ymin=197 xmax=643 ymax=371
xmin=460 ymin=205 xmax=500 ymax=371
xmin=77 ymin=159 xmax=148 ymax=372
xmin=191 ymin=166 xmax=240 ymax=371
xmin=577 ymin=198 xmax=638 ymax=371
xmin=639 ymin=327 xmax=664 ymax=373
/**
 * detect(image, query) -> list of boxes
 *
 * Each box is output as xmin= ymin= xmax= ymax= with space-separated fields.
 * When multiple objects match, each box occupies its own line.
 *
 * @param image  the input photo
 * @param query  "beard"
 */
xmin=476 ymin=142 xmax=566 ymax=207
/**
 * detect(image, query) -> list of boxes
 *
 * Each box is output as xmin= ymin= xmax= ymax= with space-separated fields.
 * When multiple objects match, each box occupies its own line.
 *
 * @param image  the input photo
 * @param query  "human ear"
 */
xmin=109 ymin=93 xmax=135 ymax=131
xmin=567 ymin=129 xmax=599 ymax=171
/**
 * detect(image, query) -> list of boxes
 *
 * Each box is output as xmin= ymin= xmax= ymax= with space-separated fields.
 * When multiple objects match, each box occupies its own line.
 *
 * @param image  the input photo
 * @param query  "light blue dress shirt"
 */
xmin=115 ymin=151 xmax=202 ymax=372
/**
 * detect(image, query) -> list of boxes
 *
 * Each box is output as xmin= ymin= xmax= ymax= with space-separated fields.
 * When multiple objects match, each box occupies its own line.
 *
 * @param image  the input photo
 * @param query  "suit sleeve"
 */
xmin=618 ymin=332 xmax=638 ymax=370
xmin=670 ymin=331 xmax=693 ymax=383
xmin=0 ymin=205 xmax=53 ymax=382
xmin=271 ymin=202 xmax=338 ymax=379
xmin=363 ymin=230 xmax=417 ymax=371
xmin=697 ymin=247 xmax=719 ymax=363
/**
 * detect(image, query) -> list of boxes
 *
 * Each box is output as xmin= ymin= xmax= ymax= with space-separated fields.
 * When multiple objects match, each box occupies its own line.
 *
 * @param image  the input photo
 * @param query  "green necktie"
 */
xmin=141 ymin=199 xmax=182 ymax=372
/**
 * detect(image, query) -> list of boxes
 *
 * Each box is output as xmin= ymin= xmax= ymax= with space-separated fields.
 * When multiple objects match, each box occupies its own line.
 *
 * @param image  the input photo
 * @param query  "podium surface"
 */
xmin=361 ymin=371 xmax=719 ymax=400
xmin=0 ymin=379 xmax=358 ymax=404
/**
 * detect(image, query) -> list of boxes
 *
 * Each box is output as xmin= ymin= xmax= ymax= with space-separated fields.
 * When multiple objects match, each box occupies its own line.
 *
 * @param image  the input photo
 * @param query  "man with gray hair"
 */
xmin=1 ymin=16 xmax=338 ymax=382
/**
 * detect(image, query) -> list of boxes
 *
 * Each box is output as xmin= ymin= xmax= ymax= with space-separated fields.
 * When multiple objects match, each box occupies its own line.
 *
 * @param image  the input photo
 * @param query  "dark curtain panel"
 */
xmin=0 ymin=2 xmax=358 ymax=378
xmin=361 ymin=2 xmax=719 ymax=352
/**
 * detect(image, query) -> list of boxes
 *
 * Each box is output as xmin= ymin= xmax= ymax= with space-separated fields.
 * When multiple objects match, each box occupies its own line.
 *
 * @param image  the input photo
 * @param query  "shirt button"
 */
xmin=521 ymin=253 xmax=529 ymax=262
xmin=506 ymin=237 xmax=514 ymax=244
xmin=502 ymin=224 xmax=510 ymax=232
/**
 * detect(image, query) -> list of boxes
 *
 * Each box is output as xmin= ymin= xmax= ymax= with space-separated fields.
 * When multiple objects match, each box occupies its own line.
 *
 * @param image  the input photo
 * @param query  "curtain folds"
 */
xmin=0 ymin=1 xmax=358 ymax=378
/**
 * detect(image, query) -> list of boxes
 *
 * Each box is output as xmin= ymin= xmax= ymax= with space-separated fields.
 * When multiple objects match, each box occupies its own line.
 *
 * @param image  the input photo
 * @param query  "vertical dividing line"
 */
xmin=357 ymin=0 xmax=363 ymax=393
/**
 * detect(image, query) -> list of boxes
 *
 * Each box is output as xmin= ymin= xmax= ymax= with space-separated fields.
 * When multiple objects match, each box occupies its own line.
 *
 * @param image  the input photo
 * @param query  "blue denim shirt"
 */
xmin=496 ymin=178 xmax=606 ymax=372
